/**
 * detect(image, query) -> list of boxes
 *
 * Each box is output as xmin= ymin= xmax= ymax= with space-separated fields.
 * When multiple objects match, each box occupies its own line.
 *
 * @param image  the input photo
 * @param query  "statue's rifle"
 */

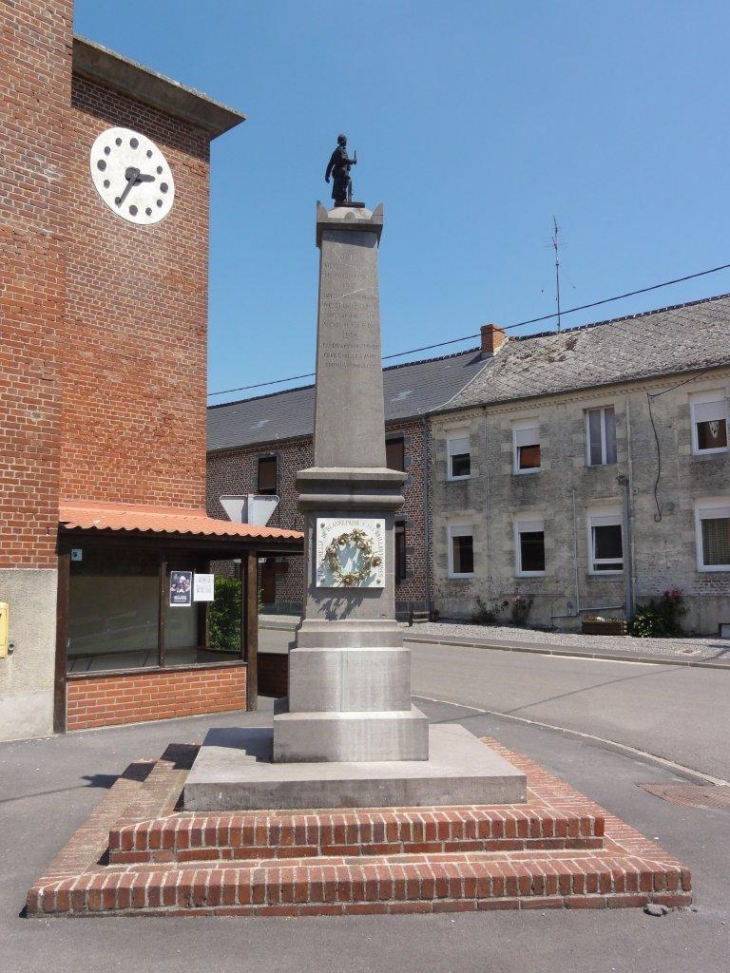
xmin=347 ymin=150 xmax=357 ymax=204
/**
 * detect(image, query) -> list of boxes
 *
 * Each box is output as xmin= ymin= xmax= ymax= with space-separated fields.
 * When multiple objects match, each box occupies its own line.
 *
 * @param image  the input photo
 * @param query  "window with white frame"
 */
xmin=513 ymin=420 xmax=541 ymax=473
xmin=690 ymin=390 xmax=728 ymax=454
xmin=446 ymin=430 xmax=471 ymax=480
xmin=448 ymin=524 xmax=474 ymax=577
xmin=695 ymin=500 xmax=730 ymax=571
xmin=587 ymin=507 xmax=623 ymax=573
xmin=515 ymin=517 xmax=545 ymax=576
xmin=586 ymin=406 xmax=617 ymax=466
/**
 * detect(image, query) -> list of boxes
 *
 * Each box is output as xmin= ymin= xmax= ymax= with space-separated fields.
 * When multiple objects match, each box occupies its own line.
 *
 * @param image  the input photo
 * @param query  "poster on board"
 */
xmin=169 ymin=570 xmax=193 ymax=607
xmin=194 ymin=573 xmax=215 ymax=602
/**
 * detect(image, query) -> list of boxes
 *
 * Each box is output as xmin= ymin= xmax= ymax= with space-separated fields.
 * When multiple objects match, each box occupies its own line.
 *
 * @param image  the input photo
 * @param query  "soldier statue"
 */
xmin=325 ymin=133 xmax=357 ymax=207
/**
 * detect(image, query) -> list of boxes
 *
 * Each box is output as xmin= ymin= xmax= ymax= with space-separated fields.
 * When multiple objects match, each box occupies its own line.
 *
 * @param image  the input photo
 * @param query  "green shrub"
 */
xmin=208 ymin=577 xmax=241 ymax=651
xmin=630 ymin=588 xmax=688 ymax=638
xmin=471 ymin=596 xmax=509 ymax=625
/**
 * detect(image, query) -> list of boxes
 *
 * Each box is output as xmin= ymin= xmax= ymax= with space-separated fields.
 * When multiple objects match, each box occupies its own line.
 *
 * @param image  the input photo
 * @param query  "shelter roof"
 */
xmin=59 ymin=502 xmax=302 ymax=543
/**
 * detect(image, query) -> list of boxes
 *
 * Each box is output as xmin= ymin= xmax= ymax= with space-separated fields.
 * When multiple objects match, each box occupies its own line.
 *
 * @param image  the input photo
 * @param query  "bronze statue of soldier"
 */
xmin=325 ymin=134 xmax=357 ymax=207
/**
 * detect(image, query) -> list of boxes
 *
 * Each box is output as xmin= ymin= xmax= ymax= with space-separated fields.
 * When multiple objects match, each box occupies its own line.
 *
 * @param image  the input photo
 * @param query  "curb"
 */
xmin=403 ymin=633 xmax=730 ymax=670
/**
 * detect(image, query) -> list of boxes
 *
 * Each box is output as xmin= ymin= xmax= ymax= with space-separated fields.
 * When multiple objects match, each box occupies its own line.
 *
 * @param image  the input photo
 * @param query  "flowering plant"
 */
xmin=631 ymin=588 xmax=688 ymax=637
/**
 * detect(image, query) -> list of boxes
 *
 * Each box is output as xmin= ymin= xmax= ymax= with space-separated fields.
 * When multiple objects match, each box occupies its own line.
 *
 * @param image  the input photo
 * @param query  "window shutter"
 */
xmin=449 ymin=435 xmax=470 ymax=456
xmin=698 ymin=504 xmax=730 ymax=520
xmin=514 ymin=425 xmax=539 ymax=447
xmin=519 ymin=519 xmax=544 ymax=533
xmin=591 ymin=513 xmax=620 ymax=527
xmin=694 ymin=400 xmax=725 ymax=423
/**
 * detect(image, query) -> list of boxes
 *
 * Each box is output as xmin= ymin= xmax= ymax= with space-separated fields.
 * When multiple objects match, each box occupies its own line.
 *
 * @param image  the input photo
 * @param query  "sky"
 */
xmin=74 ymin=1 xmax=730 ymax=404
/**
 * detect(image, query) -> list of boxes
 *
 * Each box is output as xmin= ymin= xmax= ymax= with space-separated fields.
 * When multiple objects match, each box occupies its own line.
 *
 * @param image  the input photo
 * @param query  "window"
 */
xmin=448 ymin=524 xmax=474 ymax=577
xmin=587 ymin=508 xmax=623 ymax=573
xmin=695 ymin=500 xmax=730 ymax=571
xmin=257 ymin=456 xmax=277 ymax=495
xmin=515 ymin=518 xmax=545 ymax=575
xmin=395 ymin=522 xmax=407 ymax=583
xmin=386 ymin=436 xmax=405 ymax=472
xmin=446 ymin=431 xmax=471 ymax=479
xmin=586 ymin=406 xmax=617 ymax=466
xmin=513 ymin=421 xmax=541 ymax=473
xmin=690 ymin=391 xmax=728 ymax=454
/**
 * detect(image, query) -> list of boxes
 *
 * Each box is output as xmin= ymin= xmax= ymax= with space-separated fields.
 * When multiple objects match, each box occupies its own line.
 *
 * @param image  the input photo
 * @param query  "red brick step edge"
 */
xmin=25 ymin=738 xmax=692 ymax=918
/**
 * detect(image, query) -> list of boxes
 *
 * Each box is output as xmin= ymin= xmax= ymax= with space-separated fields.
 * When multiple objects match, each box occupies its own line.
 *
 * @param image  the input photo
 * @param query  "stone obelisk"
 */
xmin=272 ymin=203 xmax=430 ymax=762
xmin=184 ymin=198 xmax=526 ymax=809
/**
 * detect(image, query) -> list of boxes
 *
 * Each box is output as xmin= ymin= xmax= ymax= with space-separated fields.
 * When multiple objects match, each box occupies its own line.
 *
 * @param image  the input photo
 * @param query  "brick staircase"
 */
xmin=26 ymin=738 xmax=691 ymax=918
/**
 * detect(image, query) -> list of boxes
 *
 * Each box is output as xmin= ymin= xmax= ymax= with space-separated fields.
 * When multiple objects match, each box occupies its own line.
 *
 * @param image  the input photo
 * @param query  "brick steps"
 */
xmin=25 ymin=737 xmax=693 ymax=918
xmin=27 ymin=851 xmax=691 ymax=917
xmin=109 ymin=805 xmax=604 ymax=864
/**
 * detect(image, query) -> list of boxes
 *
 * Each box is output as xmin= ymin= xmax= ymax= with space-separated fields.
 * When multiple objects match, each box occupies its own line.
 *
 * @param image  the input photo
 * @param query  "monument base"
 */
xmin=183 ymin=723 xmax=526 ymax=811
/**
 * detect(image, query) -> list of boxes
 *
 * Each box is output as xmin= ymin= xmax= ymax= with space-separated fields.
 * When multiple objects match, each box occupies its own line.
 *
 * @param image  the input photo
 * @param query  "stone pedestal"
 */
xmin=272 ymin=204 xmax=429 ymax=763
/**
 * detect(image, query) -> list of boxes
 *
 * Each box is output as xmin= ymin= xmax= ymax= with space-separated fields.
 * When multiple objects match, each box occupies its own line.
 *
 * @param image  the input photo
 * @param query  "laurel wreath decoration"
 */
xmin=323 ymin=527 xmax=383 ymax=586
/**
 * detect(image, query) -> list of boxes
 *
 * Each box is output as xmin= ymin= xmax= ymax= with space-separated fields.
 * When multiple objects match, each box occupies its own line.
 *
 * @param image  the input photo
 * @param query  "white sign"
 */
xmin=194 ymin=573 xmax=215 ymax=602
xmin=316 ymin=518 xmax=385 ymax=588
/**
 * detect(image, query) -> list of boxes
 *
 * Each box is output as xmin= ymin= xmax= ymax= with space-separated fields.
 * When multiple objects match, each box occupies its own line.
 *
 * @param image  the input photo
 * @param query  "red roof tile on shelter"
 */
xmin=59 ymin=502 xmax=302 ymax=541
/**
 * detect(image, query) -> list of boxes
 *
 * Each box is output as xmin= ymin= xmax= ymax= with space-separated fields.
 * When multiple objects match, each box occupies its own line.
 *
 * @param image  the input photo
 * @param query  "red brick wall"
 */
xmin=60 ymin=75 xmax=211 ymax=508
xmin=0 ymin=0 xmax=73 ymax=568
xmin=206 ymin=417 xmax=430 ymax=615
xmin=66 ymin=665 xmax=246 ymax=730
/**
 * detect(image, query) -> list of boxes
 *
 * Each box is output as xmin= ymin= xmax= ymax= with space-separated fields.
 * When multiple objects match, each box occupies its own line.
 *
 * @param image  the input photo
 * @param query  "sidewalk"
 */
xmin=260 ymin=616 xmax=730 ymax=668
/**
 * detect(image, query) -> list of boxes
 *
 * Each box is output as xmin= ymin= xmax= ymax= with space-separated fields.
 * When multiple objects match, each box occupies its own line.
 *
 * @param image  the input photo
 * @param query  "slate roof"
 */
xmin=445 ymin=293 xmax=730 ymax=413
xmin=207 ymin=347 xmax=489 ymax=452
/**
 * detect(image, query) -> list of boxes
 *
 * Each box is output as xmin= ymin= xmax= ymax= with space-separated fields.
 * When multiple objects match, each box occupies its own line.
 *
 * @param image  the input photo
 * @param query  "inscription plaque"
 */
xmin=316 ymin=518 xmax=385 ymax=588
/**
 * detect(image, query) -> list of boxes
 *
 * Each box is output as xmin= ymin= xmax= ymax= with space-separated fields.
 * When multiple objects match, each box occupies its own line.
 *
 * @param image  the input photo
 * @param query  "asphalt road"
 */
xmin=2 ymin=641 xmax=729 ymax=973
xmin=411 ymin=641 xmax=730 ymax=782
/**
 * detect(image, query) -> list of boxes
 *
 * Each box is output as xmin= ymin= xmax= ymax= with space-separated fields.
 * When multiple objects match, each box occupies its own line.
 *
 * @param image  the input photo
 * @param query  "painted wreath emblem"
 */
xmin=324 ymin=527 xmax=383 ymax=586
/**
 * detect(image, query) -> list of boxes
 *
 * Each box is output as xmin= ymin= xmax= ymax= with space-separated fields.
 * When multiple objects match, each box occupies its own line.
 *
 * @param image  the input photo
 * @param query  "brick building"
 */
xmin=1 ymin=3 xmax=300 ymax=741
xmin=207 ymin=337 xmax=498 ymax=618
xmin=430 ymin=297 xmax=730 ymax=634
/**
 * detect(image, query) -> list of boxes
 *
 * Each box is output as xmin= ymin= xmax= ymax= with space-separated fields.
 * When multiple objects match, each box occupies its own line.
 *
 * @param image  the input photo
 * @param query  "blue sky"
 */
xmin=74 ymin=1 xmax=730 ymax=403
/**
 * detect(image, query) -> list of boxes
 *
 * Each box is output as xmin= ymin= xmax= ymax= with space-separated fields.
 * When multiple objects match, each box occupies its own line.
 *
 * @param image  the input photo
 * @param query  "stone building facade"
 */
xmin=430 ymin=298 xmax=730 ymax=635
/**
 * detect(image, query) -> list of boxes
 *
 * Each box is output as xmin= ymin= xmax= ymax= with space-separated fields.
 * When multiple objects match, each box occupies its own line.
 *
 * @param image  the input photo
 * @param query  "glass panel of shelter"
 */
xmin=66 ymin=543 xmax=244 ymax=673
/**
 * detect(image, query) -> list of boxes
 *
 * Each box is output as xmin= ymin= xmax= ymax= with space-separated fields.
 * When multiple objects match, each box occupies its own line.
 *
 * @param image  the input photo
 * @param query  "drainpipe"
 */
xmin=549 ymin=486 xmax=624 ymax=624
xmin=421 ymin=415 xmax=431 ymax=617
xmin=618 ymin=473 xmax=634 ymax=620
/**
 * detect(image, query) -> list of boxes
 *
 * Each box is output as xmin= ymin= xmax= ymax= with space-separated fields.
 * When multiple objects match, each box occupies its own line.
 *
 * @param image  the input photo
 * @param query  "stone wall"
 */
xmin=430 ymin=369 xmax=730 ymax=634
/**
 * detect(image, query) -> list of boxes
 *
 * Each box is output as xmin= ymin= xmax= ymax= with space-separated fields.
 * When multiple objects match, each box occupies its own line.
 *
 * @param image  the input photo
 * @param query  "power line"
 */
xmin=207 ymin=259 xmax=730 ymax=399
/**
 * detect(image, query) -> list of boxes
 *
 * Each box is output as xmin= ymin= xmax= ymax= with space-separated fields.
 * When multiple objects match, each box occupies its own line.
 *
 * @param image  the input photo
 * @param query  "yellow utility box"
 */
xmin=0 ymin=602 xmax=8 ymax=658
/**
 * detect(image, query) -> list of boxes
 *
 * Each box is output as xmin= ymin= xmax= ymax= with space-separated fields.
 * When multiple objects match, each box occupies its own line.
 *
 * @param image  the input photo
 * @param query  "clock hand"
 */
xmin=135 ymin=173 xmax=156 ymax=183
xmin=117 ymin=167 xmax=140 ymax=207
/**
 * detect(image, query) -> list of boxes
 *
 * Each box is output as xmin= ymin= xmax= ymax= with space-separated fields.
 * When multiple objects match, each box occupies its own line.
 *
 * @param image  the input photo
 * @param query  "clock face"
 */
xmin=89 ymin=127 xmax=175 ymax=226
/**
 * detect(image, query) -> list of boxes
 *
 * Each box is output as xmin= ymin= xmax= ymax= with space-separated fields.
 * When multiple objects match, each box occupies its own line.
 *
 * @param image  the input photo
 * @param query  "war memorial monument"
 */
xmin=184 ymin=140 xmax=527 ymax=809
xmin=26 ymin=140 xmax=690 ymax=917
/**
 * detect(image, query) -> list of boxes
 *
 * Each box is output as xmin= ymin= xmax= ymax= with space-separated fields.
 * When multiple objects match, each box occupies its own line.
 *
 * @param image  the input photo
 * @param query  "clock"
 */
xmin=89 ymin=126 xmax=175 ymax=226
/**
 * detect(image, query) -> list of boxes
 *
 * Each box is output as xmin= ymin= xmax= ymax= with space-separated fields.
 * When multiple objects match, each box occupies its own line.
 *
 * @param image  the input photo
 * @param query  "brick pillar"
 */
xmin=0 ymin=0 xmax=74 ymax=740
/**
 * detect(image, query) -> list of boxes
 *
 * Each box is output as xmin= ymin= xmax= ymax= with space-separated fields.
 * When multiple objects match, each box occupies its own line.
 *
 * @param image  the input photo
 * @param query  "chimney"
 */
xmin=480 ymin=323 xmax=507 ymax=356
